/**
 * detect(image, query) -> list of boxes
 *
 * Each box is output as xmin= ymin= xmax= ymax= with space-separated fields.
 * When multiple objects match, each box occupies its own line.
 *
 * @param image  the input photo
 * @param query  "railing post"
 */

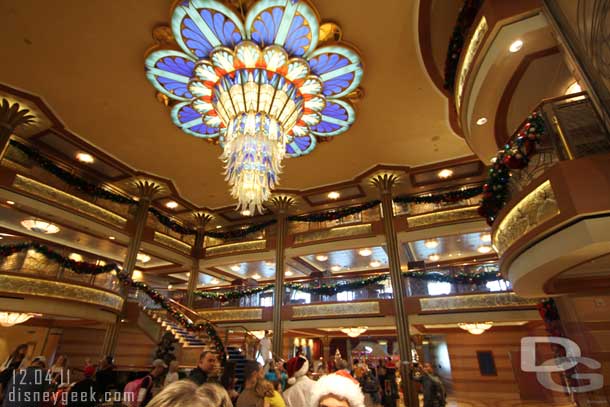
xmin=187 ymin=212 xmax=213 ymax=308
xmin=270 ymin=195 xmax=294 ymax=359
xmin=371 ymin=172 xmax=418 ymax=407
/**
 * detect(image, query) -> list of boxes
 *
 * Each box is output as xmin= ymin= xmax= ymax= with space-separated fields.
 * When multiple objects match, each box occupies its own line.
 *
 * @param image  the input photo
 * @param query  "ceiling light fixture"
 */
xmin=21 ymin=219 xmax=60 ymax=234
xmin=132 ymin=270 xmax=144 ymax=281
xmin=165 ymin=201 xmax=179 ymax=209
xmin=75 ymin=152 xmax=95 ymax=164
xmin=108 ymin=236 xmax=116 ymax=240
xmin=480 ymin=233 xmax=492 ymax=243
xmin=437 ymin=169 xmax=453 ymax=179
xmin=477 ymin=245 xmax=493 ymax=254
xmin=476 ymin=117 xmax=488 ymax=126
xmin=136 ymin=253 xmax=151 ymax=263
xmin=369 ymin=260 xmax=382 ymax=268
xmin=68 ymin=253 xmax=83 ymax=262
xmin=6 ymin=200 xmax=15 ymax=205
xmin=167 ymin=284 xmax=173 ymax=290
xmin=230 ymin=264 xmax=241 ymax=272
xmin=330 ymin=265 xmax=342 ymax=272
xmin=428 ymin=254 xmax=440 ymax=262
xmin=251 ymin=273 xmax=261 ymax=280
xmin=358 ymin=248 xmax=373 ymax=257
xmin=144 ymin=0 xmax=363 ymax=215
xmin=285 ymin=270 xmax=293 ymax=276
xmin=565 ymin=81 xmax=582 ymax=95
xmin=424 ymin=239 xmax=438 ymax=249
xmin=240 ymin=209 xmax=252 ymax=217
xmin=340 ymin=326 xmax=368 ymax=338
xmin=327 ymin=191 xmax=341 ymax=200
xmin=315 ymin=254 xmax=328 ymax=262
xmin=458 ymin=322 xmax=493 ymax=335
xmin=509 ymin=39 xmax=523 ymax=53
xmin=210 ymin=278 xmax=219 ymax=285
xmin=0 ymin=312 xmax=41 ymax=327
xmin=216 ymin=225 xmax=222 ymax=229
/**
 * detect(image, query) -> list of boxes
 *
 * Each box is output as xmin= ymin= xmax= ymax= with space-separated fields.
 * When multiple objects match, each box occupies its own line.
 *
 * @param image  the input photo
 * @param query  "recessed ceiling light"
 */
xmin=251 ymin=273 xmax=261 ymax=280
xmin=108 ymin=236 xmax=116 ymax=240
xmin=477 ymin=245 xmax=493 ymax=254
xmin=476 ymin=117 xmax=488 ymax=126
xmin=230 ymin=264 xmax=241 ymax=272
xmin=216 ymin=225 xmax=222 ymax=229
xmin=136 ymin=253 xmax=151 ymax=263
xmin=165 ymin=201 xmax=179 ymax=209
xmin=424 ymin=240 xmax=438 ymax=249
xmin=241 ymin=209 xmax=252 ymax=216
xmin=68 ymin=253 xmax=83 ymax=262
xmin=21 ymin=219 xmax=60 ymax=234
xmin=509 ymin=39 xmax=523 ymax=53
xmin=480 ymin=233 xmax=492 ymax=243
xmin=75 ymin=152 xmax=95 ymax=164
xmin=330 ymin=265 xmax=342 ymax=272
xmin=327 ymin=191 xmax=340 ymax=200
xmin=358 ymin=248 xmax=372 ymax=257
xmin=565 ymin=81 xmax=582 ymax=95
xmin=167 ymin=284 xmax=173 ymax=290
xmin=437 ymin=169 xmax=453 ymax=179
xmin=315 ymin=254 xmax=328 ymax=262
xmin=6 ymin=201 xmax=15 ymax=205
xmin=210 ymin=278 xmax=219 ymax=285
xmin=285 ymin=270 xmax=293 ymax=276
xmin=428 ymin=254 xmax=440 ymax=262
xmin=369 ymin=260 xmax=382 ymax=268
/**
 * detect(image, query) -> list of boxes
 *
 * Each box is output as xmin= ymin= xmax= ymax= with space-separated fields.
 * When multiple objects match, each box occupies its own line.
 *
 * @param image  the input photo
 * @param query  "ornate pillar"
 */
xmin=271 ymin=195 xmax=294 ymax=358
xmin=105 ymin=180 xmax=162 ymax=357
xmin=0 ymin=99 xmax=34 ymax=161
xmin=371 ymin=173 xmax=418 ymax=407
xmin=322 ymin=335 xmax=331 ymax=364
xmin=187 ymin=212 xmax=213 ymax=307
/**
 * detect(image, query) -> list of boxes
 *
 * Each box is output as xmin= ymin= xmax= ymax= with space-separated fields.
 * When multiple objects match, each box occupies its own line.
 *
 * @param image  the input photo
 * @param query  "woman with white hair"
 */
xmin=309 ymin=371 xmax=365 ymax=407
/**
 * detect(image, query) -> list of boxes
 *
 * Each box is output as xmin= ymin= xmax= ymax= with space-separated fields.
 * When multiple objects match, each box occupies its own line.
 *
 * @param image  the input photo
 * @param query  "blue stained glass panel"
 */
xmin=283 ymin=14 xmax=310 ymax=57
xmin=182 ymin=17 xmax=214 ymax=58
xmin=308 ymin=53 xmax=350 ymax=76
xmin=250 ymin=7 xmax=283 ymax=47
xmin=321 ymin=72 xmax=355 ymax=96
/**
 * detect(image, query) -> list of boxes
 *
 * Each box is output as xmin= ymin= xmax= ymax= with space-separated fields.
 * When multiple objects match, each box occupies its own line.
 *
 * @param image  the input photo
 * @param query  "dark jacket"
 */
xmin=188 ymin=367 xmax=209 ymax=385
xmin=67 ymin=378 xmax=97 ymax=407
xmin=413 ymin=372 xmax=446 ymax=407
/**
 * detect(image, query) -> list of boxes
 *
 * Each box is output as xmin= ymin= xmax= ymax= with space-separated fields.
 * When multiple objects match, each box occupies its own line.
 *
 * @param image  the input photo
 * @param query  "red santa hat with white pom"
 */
xmin=284 ymin=354 xmax=309 ymax=385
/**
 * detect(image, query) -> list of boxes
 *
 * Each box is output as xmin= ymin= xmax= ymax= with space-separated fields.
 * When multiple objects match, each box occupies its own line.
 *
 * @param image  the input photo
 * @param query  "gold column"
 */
xmin=271 ymin=195 xmax=294 ymax=358
xmin=0 ymin=99 xmax=34 ymax=161
xmin=187 ymin=212 xmax=213 ymax=307
xmin=105 ymin=180 xmax=162 ymax=356
xmin=322 ymin=335 xmax=331 ymax=364
xmin=372 ymin=173 xmax=417 ymax=407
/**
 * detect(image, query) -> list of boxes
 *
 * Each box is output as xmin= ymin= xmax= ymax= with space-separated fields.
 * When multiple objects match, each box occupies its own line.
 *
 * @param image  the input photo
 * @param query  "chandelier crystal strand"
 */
xmin=222 ymin=112 xmax=287 ymax=214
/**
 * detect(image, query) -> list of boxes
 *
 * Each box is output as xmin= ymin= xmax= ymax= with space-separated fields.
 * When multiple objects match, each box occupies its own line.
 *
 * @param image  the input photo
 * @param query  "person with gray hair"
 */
xmin=146 ymin=380 xmax=218 ymax=407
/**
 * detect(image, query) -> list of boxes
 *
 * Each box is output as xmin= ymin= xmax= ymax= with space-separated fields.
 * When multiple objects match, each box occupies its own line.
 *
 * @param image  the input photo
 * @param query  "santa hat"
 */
xmin=309 ymin=371 xmax=365 ymax=407
xmin=284 ymin=355 xmax=309 ymax=385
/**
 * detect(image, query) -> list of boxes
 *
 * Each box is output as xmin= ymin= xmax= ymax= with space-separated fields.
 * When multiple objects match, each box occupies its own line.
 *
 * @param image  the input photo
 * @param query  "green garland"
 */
xmin=0 ymin=243 xmax=226 ymax=362
xmin=287 ymin=201 xmax=381 ymax=223
xmin=10 ymin=140 xmax=135 ymax=205
xmin=393 ymin=185 xmax=482 ymax=204
xmin=194 ymin=270 xmax=504 ymax=302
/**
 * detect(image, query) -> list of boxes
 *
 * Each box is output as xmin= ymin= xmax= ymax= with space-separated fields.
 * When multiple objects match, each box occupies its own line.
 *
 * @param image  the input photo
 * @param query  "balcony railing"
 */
xmin=507 ymin=93 xmax=610 ymax=199
xmin=186 ymin=261 xmax=506 ymax=309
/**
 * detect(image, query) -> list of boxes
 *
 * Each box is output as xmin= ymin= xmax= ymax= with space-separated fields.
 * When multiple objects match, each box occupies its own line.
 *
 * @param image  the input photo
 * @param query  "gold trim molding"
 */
xmin=407 ymin=206 xmax=479 ymax=228
xmin=154 ymin=232 xmax=191 ymax=254
xmin=12 ymin=175 xmax=126 ymax=227
xmin=197 ymin=308 xmax=263 ymax=322
xmin=0 ymin=273 xmax=124 ymax=311
xmin=456 ymin=16 xmax=488 ymax=112
xmin=493 ymin=180 xmax=559 ymax=255
xmin=292 ymin=301 xmax=380 ymax=319
xmin=205 ymin=240 xmax=266 ymax=256
xmin=294 ymin=224 xmax=372 ymax=245
xmin=419 ymin=292 xmax=537 ymax=312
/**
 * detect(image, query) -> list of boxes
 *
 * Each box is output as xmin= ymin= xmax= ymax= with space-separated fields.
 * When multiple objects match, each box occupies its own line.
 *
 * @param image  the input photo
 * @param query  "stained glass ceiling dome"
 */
xmin=145 ymin=0 xmax=364 ymax=213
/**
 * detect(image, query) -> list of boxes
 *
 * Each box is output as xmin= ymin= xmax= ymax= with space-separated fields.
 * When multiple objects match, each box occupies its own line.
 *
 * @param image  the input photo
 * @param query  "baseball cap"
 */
xmin=152 ymin=359 xmax=168 ymax=369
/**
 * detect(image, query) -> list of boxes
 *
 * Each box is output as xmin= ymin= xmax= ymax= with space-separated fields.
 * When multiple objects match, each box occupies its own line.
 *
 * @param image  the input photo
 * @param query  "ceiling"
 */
xmin=0 ymin=0 xmax=471 ymax=209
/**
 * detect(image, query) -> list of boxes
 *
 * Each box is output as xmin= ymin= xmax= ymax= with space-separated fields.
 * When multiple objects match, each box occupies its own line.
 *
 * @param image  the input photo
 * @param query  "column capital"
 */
xmin=132 ymin=179 xmax=165 ymax=201
xmin=370 ymin=171 xmax=401 ymax=195
xmin=0 ymin=99 xmax=35 ymax=134
xmin=270 ymin=194 xmax=296 ymax=214
xmin=191 ymin=211 xmax=214 ymax=229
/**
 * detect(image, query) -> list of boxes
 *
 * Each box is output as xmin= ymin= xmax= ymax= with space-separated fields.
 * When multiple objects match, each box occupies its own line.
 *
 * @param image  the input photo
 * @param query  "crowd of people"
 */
xmin=0 ymin=344 xmax=446 ymax=407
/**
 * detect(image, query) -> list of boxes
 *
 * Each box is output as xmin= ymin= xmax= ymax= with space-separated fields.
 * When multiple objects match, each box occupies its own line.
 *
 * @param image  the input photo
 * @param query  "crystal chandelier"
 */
xmin=0 ymin=312 xmax=40 ymax=327
xmin=458 ymin=322 xmax=493 ymax=335
xmin=341 ymin=326 xmax=368 ymax=338
xmin=145 ymin=0 xmax=363 ymax=214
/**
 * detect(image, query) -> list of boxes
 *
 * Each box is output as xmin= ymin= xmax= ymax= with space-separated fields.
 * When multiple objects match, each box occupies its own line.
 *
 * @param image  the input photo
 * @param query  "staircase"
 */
xmin=227 ymin=345 xmax=247 ymax=391
xmin=146 ymin=309 xmax=207 ymax=348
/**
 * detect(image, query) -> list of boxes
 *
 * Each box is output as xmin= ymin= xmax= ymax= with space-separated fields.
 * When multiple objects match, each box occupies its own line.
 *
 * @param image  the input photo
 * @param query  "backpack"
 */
xmin=123 ymin=375 xmax=150 ymax=407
